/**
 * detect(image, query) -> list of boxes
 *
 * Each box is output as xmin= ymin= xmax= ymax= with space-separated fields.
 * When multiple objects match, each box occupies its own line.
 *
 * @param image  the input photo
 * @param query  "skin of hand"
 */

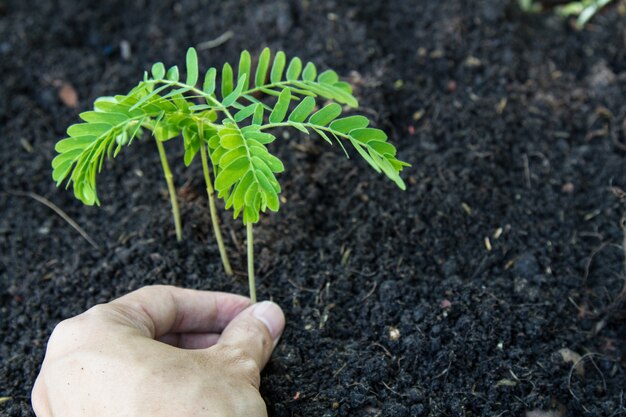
xmin=31 ymin=285 xmax=285 ymax=417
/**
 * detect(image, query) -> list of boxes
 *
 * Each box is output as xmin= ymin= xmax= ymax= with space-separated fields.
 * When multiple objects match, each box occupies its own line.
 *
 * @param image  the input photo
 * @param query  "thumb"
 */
xmin=216 ymin=301 xmax=285 ymax=371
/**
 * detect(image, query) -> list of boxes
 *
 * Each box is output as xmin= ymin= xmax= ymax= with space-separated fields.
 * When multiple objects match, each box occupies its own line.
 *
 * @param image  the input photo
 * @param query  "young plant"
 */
xmin=52 ymin=48 xmax=409 ymax=301
xmin=518 ymin=0 xmax=616 ymax=28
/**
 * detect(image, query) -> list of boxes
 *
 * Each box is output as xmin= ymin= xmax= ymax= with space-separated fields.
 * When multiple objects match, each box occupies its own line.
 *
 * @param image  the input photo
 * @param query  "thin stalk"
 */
xmin=247 ymin=222 xmax=256 ymax=303
xmin=155 ymin=139 xmax=182 ymax=241
xmin=200 ymin=142 xmax=233 ymax=276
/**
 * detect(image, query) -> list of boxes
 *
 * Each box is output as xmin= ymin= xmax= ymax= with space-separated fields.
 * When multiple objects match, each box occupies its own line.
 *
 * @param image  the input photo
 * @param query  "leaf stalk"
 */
xmin=200 ymin=142 xmax=233 ymax=276
xmin=155 ymin=139 xmax=183 ymax=241
xmin=247 ymin=222 xmax=256 ymax=303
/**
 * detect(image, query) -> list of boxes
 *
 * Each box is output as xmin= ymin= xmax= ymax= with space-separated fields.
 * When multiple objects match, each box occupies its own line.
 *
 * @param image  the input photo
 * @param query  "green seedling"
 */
xmin=518 ymin=0 xmax=616 ymax=28
xmin=52 ymin=48 xmax=409 ymax=301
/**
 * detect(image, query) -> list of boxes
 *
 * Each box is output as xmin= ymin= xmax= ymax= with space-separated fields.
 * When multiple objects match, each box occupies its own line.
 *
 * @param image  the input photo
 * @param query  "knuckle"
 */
xmin=222 ymin=346 xmax=260 ymax=375
xmin=135 ymin=284 xmax=174 ymax=297
xmin=84 ymin=303 xmax=110 ymax=318
xmin=48 ymin=318 xmax=78 ymax=342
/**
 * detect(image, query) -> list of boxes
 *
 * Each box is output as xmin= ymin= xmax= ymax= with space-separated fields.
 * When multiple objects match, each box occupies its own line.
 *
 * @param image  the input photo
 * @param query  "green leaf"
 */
xmin=129 ymin=84 xmax=170 ymax=111
xmin=221 ymin=62 xmax=233 ymax=99
xmin=244 ymin=183 xmax=258 ymax=207
xmin=270 ymin=51 xmax=286 ymax=83
xmin=252 ymin=103 xmax=264 ymax=125
xmin=263 ymin=153 xmax=284 ymax=173
xmin=67 ymin=123 xmax=111 ymax=137
xmin=238 ymin=50 xmax=251 ymax=90
xmin=255 ymin=47 xmax=271 ymax=87
xmin=286 ymin=57 xmax=302 ymax=81
xmin=233 ymin=170 xmax=255 ymax=211
xmin=329 ymin=116 xmax=369 ymax=133
xmin=244 ymin=131 xmax=275 ymax=144
xmin=292 ymin=80 xmax=358 ymax=108
xmin=219 ymin=146 xmax=248 ymax=167
xmin=318 ymin=69 xmax=339 ymax=84
xmin=208 ymin=135 xmax=220 ymax=149
xmin=203 ymin=67 xmax=217 ymax=94
xmin=55 ymin=136 xmax=97 ymax=152
xmin=309 ymin=103 xmax=342 ymax=126
xmin=185 ymin=47 xmax=198 ymax=85
xmin=302 ymin=62 xmax=317 ymax=81
xmin=262 ymin=186 xmax=280 ymax=211
xmin=234 ymin=104 xmax=257 ymax=122
xmin=269 ymin=88 xmax=291 ymax=123
xmin=189 ymin=104 xmax=212 ymax=111
xmin=79 ymin=111 xmax=129 ymax=125
xmin=219 ymin=128 xmax=244 ymax=149
xmin=312 ymin=127 xmax=333 ymax=145
xmin=215 ymin=156 xmax=250 ymax=191
xmin=350 ymin=140 xmax=382 ymax=173
xmin=223 ymin=74 xmax=247 ymax=107
xmin=151 ymin=62 xmax=166 ymax=80
xmin=75 ymin=181 xmax=97 ymax=205
xmin=255 ymin=169 xmax=275 ymax=195
xmin=333 ymin=81 xmax=353 ymax=94
xmin=290 ymin=122 xmax=309 ymax=134
xmin=166 ymin=65 xmax=179 ymax=81
xmin=52 ymin=148 xmax=83 ymax=169
xmin=52 ymin=160 xmax=74 ymax=183
xmin=349 ymin=128 xmax=388 ymax=143
xmin=260 ymin=88 xmax=280 ymax=97
xmin=368 ymin=140 xmax=397 ymax=156
xmin=288 ymin=96 xmax=316 ymax=123
xmin=210 ymin=146 xmax=227 ymax=165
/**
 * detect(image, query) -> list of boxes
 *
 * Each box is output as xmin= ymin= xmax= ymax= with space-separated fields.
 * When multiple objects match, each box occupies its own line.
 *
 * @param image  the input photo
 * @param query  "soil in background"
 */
xmin=1 ymin=0 xmax=625 ymax=416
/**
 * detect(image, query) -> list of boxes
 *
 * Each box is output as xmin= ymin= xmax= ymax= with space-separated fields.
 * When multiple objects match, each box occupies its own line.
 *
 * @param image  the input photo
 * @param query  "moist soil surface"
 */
xmin=1 ymin=1 xmax=626 ymax=416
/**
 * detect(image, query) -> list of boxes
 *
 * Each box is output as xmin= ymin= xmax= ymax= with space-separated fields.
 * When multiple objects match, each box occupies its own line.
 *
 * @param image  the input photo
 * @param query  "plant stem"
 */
xmin=155 ymin=139 xmax=182 ymax=241
xmin=200 ymin=142 xmax=233 ymax=276
xmin=247 ymin=222 xmax=256 ymax=303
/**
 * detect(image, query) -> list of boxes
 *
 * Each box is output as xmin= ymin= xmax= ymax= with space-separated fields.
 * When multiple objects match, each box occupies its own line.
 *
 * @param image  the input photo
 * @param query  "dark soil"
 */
xmin=1 ymin=0 xmax=626 ymax=416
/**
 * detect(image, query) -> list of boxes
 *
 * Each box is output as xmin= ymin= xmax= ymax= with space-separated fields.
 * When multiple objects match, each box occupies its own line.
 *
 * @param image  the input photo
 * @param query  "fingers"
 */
xmin=108 ymin=285 xmax=251 ymax=338
xmin=216 ymin=301 xmax=285 ymax=371
xmin=158 ymin=332 xmax=221 ymax=349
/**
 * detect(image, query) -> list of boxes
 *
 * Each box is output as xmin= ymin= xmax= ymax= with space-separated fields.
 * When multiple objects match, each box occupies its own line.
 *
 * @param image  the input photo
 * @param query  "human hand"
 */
xmin=31 ymin=285 xmax=285 ymax=417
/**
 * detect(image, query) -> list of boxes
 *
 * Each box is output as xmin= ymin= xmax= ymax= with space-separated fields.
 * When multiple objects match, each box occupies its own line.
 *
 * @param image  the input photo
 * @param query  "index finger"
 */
xmin=107 ymin=285 xmax=251 ymax=338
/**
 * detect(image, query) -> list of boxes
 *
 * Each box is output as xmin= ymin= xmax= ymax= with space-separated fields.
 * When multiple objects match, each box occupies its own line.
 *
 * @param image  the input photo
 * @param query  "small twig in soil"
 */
xmin=522 ymin=153 xmax=531 ymax=188
xmin=5 ymin=190 xmax=100 ymax=250
xmin=286 ymin=278 xmax=318 ymax=293
xmin=196 ymin=31 xmax=234 ymax=50
xmin=332 ymin=362 xmax=347 ymax=378
xmin=359 ymin=281 xmax=378 ymax=301
xmin=611 ymin=127 xmax=626 ymax=152
xmin=582 ymin=242 xmax=624 ymax=292
xmin=381 ymin=381 xmax=402 ymax=396
xmin=567 ymin=352 xmax=607 ymax=413
xmin=347 ymin=268 xmax=377 ymax=278
xmin=621 ymin=213 xmax=626 ymax=283
xmin=371 ymin=342 xmax=393 ymax=358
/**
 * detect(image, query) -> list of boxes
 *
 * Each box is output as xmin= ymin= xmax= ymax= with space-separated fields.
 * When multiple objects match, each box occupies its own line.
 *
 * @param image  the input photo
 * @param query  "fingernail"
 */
xmin=252 ymin=301 xmax=284 ymax=340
